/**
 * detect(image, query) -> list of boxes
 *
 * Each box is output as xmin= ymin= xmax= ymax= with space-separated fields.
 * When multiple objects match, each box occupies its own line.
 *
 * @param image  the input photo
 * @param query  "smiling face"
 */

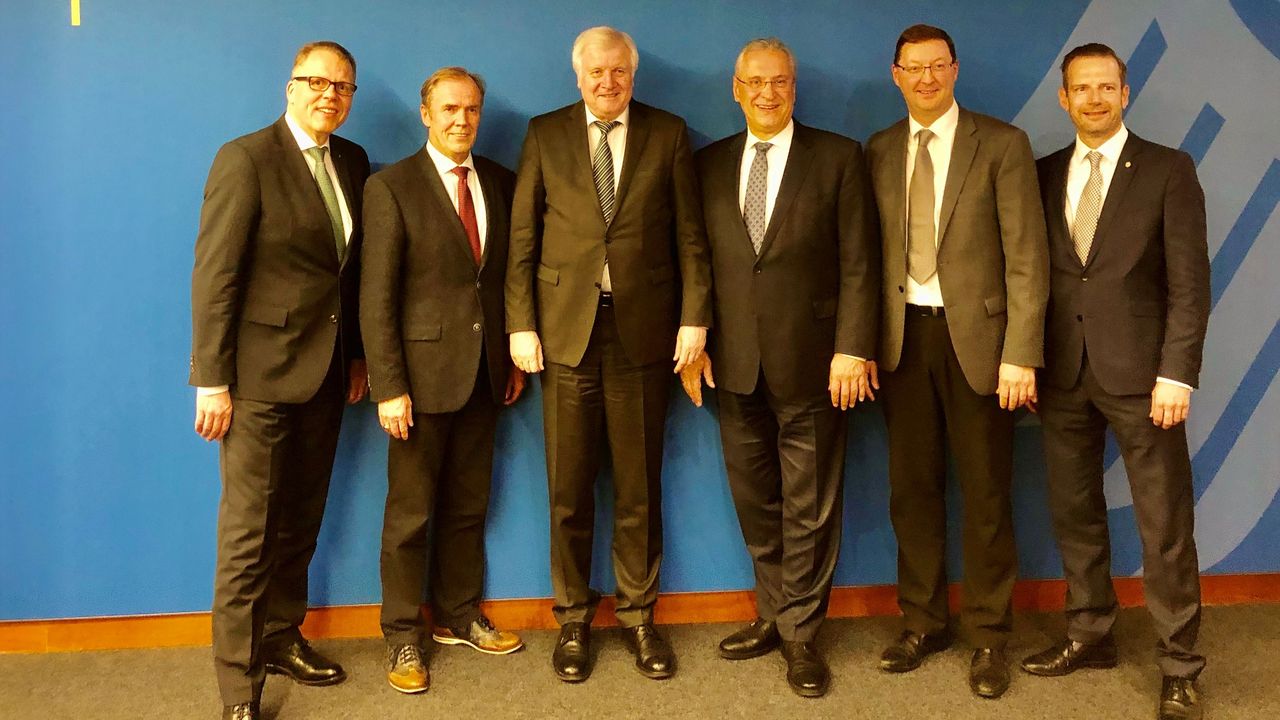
xmin=1059 ymin=54 xmax=1129 ymax=148
xmin=285 ymin=48 xmax=354 ymax=144
xmin=422 ymin=77 xmax=483 ymax=164
xmin=733 ymin=48 xmax=795 ymax=140
xmin=576 ymin=40 xmax=634 ymax=121
xmin=892 ymin=39 xmax=957 ymax=126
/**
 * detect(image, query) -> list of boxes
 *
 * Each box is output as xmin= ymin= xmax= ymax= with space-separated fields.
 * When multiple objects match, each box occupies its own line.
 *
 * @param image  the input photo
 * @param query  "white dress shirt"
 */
xmin=586 ymin=105 xmax=629 ymax=292
xmin=904 ymin=100 xmax=959 ymax=307
xmin=424 ymin=140 xmax=487 ymax=249
xmin=737 ymin=120 xmax=795 ymax=224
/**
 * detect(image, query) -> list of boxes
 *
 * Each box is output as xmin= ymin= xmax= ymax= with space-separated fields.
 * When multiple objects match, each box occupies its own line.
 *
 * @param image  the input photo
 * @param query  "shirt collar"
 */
xmin=284 ymin=113 xmax=330 ymax=153
xmin=585 ymin=104 xmax=630 ymax=130
xmin=907 ymin=99 xmax=959 ymax=139
xmin=424 ymin=139 xmax=476 ymax=177
xmin=1072 ymin=123 xmax=1129 ymax=166
xmin=746 ymin=119 xmax=795 ymax=155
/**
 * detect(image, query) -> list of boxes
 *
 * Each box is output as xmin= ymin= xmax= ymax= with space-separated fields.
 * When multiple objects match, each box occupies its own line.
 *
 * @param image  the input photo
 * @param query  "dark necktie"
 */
xmin=304 ymin=146 xmax=346 ymax=260
xmin=451 ymin=166 xmax=482 ymax=265
xmin=592 ymin=120 xmax=620 ymax=222
xmin=743 ymin=141 xmax=772 ymax=255
xmin=907 ymin=129 xmax=936 ymax=284
xmin=1073 ymin=150 xmax=1103 ymax=265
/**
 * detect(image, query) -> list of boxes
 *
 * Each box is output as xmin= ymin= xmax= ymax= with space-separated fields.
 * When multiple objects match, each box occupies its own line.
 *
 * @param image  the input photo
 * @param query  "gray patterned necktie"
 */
xmin=1073 ymin=150 xmax=1104 ymax=265
xmin=591 ymin=120 xmax=620 ymax=222
xmin=907 ymin=129 xmax=936 ymax=284
xmin=305 ymin=146 xmax=346 ymax=260
xmin=744 ymin=141 xmax=772 ymax=254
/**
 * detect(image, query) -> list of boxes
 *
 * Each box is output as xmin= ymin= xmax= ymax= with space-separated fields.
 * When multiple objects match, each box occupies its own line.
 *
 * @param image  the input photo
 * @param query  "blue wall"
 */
xmin=2 ymin=0 xmax=1277 ymax=621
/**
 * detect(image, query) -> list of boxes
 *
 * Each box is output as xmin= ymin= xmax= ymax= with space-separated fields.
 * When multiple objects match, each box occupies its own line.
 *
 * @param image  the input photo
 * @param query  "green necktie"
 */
xmin=305 ymin=146 xmax=346 ymax=260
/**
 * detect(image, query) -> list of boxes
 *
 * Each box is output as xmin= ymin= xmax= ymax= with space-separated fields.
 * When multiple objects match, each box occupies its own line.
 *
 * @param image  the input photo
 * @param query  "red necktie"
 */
xmin=450 ymin=166 xmax=482 ymax=265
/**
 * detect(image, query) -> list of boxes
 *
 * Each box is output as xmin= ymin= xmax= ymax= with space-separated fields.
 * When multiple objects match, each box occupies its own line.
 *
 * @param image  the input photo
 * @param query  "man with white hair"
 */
xmin=506 ymin=25 xmax=711 ymax=683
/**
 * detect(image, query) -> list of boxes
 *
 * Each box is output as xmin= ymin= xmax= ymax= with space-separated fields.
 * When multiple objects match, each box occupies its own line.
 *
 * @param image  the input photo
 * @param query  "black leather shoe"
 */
xmin=969 ymin=648 xmax=1011 ymax=699
xmin=263 ymin=640 xmax=346 ymax=686
xmin=719 ymin=618 xmax=780 ymax=660
xmin=879 ymin=630 xmax=952 ymax=672
xmin=221 ymin=702 xmax=259 ymax=720
xmin=1158 ymin=676 xmax=1203 ymax=720
xmin=1020 ymin=638 xmax=1118 ymax=677
xmin=781 ymin=641 xmax=829 ymax=698
xmin=551 ymin=622 xmax=591 ymax=683
xmin=624 ymin=624 xmax=675 ymax=679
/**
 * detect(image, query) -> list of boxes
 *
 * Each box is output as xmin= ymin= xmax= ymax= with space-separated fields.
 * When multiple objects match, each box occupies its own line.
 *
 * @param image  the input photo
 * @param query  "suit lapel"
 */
xmin=272 ymin=118 xmax=339 ymax=268
xmin=564 ymin=102 xmax=603 ymax=225
xmin=475 ymin=158 xmax=501 ymax=268
xmin=937 ymin=109 xmax=978 ymax=250
xmin=416 ymin=148 xmax=478 ymax=269
xmin=1044 ymin=147 xmax=1074 ymax=263
xmin=612 ymin=103 xmax=650 ymax=227
xmin=721 ymin=132 xmax=754 ymax=254
xmin=330 ymin=141 xmax=360 ymax=270
xmin=1086 ymin=134 xmax=1142 ymax=267
xmin=881 ymin=121 xmax=909 ymax=266
xmin=758 ymin=123 xmax=812 ymax=258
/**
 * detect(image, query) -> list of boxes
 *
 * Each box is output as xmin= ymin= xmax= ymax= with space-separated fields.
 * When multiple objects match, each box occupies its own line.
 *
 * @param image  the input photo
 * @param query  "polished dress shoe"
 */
xmin=879 ymin=630 xmax=952 ymax=672
xmin=780 ymin=641 xmax=829 ymax=698
xmin=1020 ymin=638 xmax=1118 ymax=676
xmin=551 ymin=622 xmax=591 ymax=683
xmin=221 ymin=702 xmax=258 ymax=720
xmin=386 ymin=643 xmax=429 ymax=694
xmin=969 ymin=648 xmax=1011 ymax=699
xmin=1158 ymin=676 xmax=1203 ymax=720
xmin=263 ymin=639 xmax=347 ymax=686
xmin=624 ymin=624 xmax=676 ymax=679
xmin=432 ymin=614 xmax=524 ymax=655
xmin=719 ymin=618 xmax=780 ymax=660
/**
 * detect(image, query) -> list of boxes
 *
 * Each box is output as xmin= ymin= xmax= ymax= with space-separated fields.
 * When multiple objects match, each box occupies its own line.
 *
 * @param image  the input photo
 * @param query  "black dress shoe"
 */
xmin=624 ymin=624 xmax=675 ymax=679
xmin=719 ymin=618 xmax=780 ymax=660
xmin=1158 ymin=676 xmax=1203 ymax=720
xmin=221 ymin=702 xmax=259 ymax=720
xmin=969 ymin=648 xmax=1011 ymax=699
xmin=1020 ymin=638 xmax=1118 ymax=677
xmin=263 ymin=640 xmax=346 ymax=686
xmin=781 ymin=641 xmax=829 ymax=698
xmin=879 ymin=630 xmax=952 ymax=672
xmin=551 ymin=622 xmax=591 ymax=683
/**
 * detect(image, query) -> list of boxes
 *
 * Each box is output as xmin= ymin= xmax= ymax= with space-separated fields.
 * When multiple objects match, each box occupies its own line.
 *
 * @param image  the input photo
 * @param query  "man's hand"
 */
xmin=997 ymin=363 xmax=1036 ymax=411
xmin=673 ymin=325 xmax=707 ymax=373
xmin=679 ymin=353 xmax=715 ymax=407
xmin=194 ymin=391 xmax=233 ymax=441
xmin=829 ymin=354 xmax=872 ymax=410
xmin=504 ymin=368 xmax=527 ymax=406
xmin=866 ymin=360 xmax=880 ymax=398
xmin=1150 ymin=381 xmax=1191 ymax=429
xmin=378 ymin=393 xmax=413 ymax=440
xmin=347 ymin=359 xmax=369 ymax=404
xmin=510 ymin=330 xmax=544 ymax=373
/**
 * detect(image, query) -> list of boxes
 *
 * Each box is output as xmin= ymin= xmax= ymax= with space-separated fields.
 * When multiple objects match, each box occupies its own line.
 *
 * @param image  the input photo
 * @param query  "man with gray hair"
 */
xmin=506 ymin=25 xmax=712 ymax=683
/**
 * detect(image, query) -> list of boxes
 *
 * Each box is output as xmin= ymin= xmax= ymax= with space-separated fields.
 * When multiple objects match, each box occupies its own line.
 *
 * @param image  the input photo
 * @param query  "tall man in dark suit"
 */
xmin=680 ymin=38 xmax=878 ymax=698
xmin=360 ymin=66 xmax=527 ymax=697
xmin=190 ymin=41 xmax=370 ymax=720
xmin=506 ymin=25 xmax=712 ymax=683
xmin=1020 ymin=44 xmax=1209 ymax=720
xmin=866 ymin=24 xmax=1048 ymax=699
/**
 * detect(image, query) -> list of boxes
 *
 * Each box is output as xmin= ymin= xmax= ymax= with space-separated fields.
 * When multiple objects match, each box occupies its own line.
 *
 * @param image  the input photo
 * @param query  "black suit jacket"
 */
xmin=695 ymin=122 xmax=880 ymax=399
xmin=360 ymin=149 xmax=515 ymax=413
xmin=506 ymin=101 xmax=712 ymax=366
xmin=1038 ymin=133 xmax=1210 ymax=395
xmin=190 ymin=116 xmax=369 ymax=403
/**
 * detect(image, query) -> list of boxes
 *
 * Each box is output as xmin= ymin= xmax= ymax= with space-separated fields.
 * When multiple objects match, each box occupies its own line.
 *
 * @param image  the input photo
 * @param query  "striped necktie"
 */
xmin=592 ymin=120 xmax=620 ymax=222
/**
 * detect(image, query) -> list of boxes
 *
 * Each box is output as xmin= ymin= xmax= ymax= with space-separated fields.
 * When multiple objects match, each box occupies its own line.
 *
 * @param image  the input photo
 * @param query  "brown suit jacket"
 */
xmin=359 ymin=149 xmax=515 ymax=413
xmin=867 ymin=107 xmax=1049 ymax=395
xmin=695 ymin=122 xmax=880 ymax=400
xmin=505 ymin=100 xmax=712 ymax=366
xmin=1038 ymin=134 xmax=1209 ymax=395
xmin=190 ymin=116 xmax=369 ymax=403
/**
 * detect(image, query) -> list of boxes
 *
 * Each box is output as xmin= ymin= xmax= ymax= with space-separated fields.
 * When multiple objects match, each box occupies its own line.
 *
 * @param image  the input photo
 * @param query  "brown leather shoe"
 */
xmin=969 ymin=648 xmax=1011 ymax=699
xmin=879 ymin=630 xmax=952 ymax=672
xmin=1021 ymin=638 xmax=1118 ymax=677
xmin=263 ymin=639 xmax=346 ymax=686
xmin=624 ymin=624 xmax=676 ymax=679
xmin=221 ymin=702 xmax=258 ymax=720
xmin=432 ymin=615 xmax=524 ymax=655
xmin=386 ymin=644 xmax=429 ymax=695
xmin=1158 ymin=676 xmax=1203 ymax=720
xmin=719 ymin=618 xmax=780 ymax=660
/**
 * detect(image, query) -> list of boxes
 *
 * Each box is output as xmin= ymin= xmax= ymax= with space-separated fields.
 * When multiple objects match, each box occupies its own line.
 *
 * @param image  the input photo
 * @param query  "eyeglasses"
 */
xmin=292 ymin=76 xmax=358 ymax=96
xmin=734 ymin=76 xmax=792 ymax=92
xmin=893 ymin=62 xmax=954 ymax=77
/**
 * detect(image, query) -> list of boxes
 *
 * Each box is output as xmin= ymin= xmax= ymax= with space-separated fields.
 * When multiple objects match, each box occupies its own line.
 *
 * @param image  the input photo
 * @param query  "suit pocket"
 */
xmin=649 ymin=265 xmax=675 ymax=285
xmin=243 ymin=304 xmax=288 ymax=328
xmin=405 ymin=323 xmax=442 ymax=341
xmin=537 ymin=263 xmax=559 ymax=286
xmin=984 ymin=295 xmax=1007 ymax=316
xmin=812 ymin=297 xmax=837 ymax=319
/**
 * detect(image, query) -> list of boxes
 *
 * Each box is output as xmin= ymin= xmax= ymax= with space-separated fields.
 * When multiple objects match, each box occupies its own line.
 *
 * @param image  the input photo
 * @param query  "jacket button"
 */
xmin=898 ymin=285 xmax=905 ymax=293
xmin=476 ymin=280 xmax=482 ymax=289
xmin=473 ymin=323 xmax=482 ymax=332
xmin=1082 ymin=276 xmax=1088 ymax=282
xmin=329 ymin=314 xmax=338 ymax=323
xmin=754 ymin=268 xmax=762 ymax=274
xmin=1076 ymin=314 xmax=1083 ymax=321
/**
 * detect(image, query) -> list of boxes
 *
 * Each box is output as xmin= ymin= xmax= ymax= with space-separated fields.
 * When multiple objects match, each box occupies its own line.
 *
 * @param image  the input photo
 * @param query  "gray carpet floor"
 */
xmin=2 ymin=605 xmax=1277 ymax=719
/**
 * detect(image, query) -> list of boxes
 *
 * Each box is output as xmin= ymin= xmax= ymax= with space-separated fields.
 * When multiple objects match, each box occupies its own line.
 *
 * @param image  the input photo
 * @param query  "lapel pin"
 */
xmin=1124 ymin=161 xmax=1131 ymax=168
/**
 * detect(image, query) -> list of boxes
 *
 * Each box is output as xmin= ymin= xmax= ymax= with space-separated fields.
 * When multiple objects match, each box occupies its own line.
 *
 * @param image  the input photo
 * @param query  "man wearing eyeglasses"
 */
xmin=865 ymin=24 xmax=1048 ymax=699
xmin=190 ymin=41 xmax=370 ymax=720
xmin=680 ymin=37 xmax=878 ymax=698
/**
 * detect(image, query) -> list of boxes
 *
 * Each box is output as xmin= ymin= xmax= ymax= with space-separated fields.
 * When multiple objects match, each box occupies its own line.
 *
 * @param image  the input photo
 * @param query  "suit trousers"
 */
xmin=880 ymin=311 xmax=1016 ymax=648
xmin=718 ymin=370 xmax=847 ymax=642
xmin=1039 ymin=353 xmax=1204 ymax=678
xmin=541 ymin=304 xmax=669 ymax=627
xmin=212 ymin=347 xmax=345 ymax=705
xmin=379 ymin=359 xmax=498 ymax=647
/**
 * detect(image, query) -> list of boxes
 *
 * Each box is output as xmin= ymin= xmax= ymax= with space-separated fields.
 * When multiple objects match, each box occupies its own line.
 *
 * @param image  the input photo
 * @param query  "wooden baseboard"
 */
xmin=3 ymin=573 xmax=1277 ymax=654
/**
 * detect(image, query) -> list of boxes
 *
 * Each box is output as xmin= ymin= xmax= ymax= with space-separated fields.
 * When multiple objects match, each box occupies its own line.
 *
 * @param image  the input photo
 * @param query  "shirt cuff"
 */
xmin=1156 ymin=377 xmax=1194 ymax=391
xmin=836 ymin=353 xmax=866 ymax=362
xmin=197 ymin=385 xmax=229 ymax=397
